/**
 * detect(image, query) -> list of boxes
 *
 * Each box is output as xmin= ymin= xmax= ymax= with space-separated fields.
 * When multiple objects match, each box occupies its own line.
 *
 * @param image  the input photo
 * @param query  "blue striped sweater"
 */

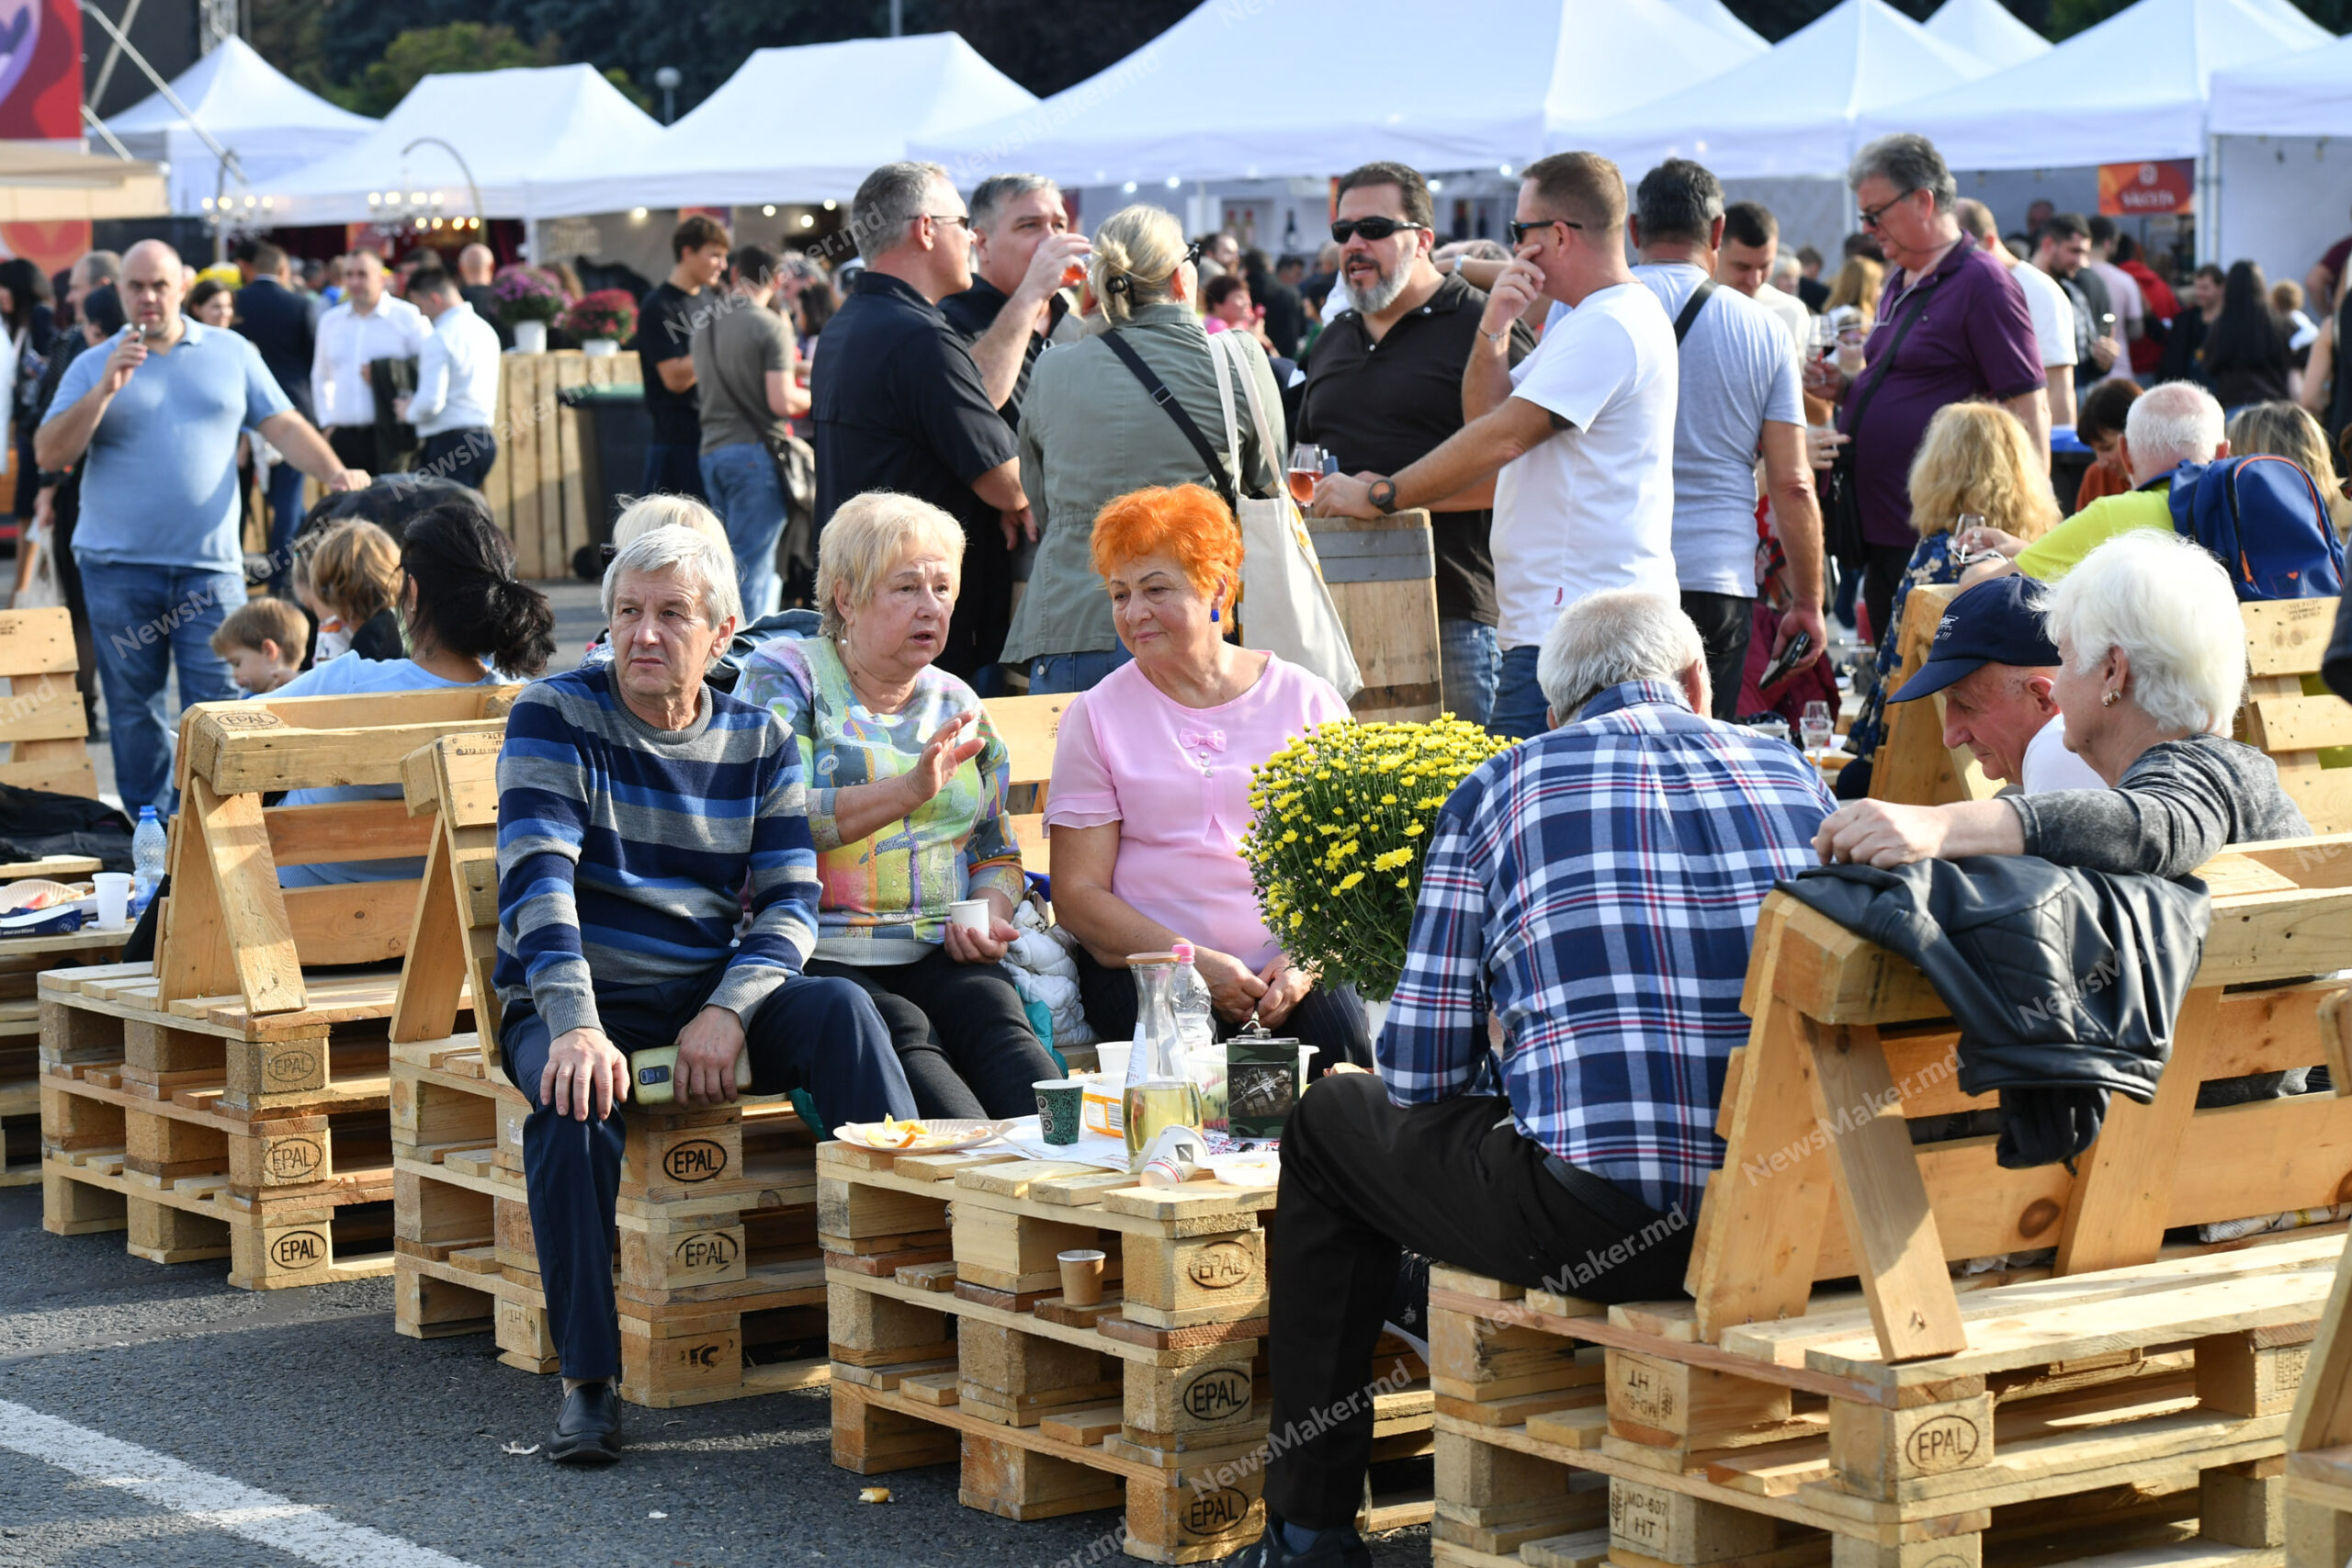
xmin=492 ymin=664 xmax=820 ymax=1040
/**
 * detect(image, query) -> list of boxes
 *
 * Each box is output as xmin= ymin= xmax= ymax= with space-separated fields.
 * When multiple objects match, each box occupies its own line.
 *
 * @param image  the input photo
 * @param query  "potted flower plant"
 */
xmin=1239 ymin=716 xmax=1515 ymax=1011
xmin=563 ymin=289 xmax=639 ymax=358
xmin=491 ymin=266 xmax=564 ymax=354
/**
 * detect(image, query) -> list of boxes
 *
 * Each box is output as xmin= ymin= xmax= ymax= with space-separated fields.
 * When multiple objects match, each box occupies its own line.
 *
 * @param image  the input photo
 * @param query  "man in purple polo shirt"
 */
xmin=1811 ymin=134 xmax=2046 ymax=646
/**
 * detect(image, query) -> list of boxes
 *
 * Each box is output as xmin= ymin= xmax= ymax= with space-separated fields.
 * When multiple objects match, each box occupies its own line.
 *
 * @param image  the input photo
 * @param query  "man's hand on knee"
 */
xmin=675 ymin=1005 xmax=747 ymax=1106
xmin=544 ymin=1027 xmax=627 ymax=1120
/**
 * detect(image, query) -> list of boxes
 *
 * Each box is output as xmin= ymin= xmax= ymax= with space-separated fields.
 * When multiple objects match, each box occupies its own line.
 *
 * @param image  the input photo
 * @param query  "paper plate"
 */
xmin=837 ymin=1118 xmax=1013 ymax=1155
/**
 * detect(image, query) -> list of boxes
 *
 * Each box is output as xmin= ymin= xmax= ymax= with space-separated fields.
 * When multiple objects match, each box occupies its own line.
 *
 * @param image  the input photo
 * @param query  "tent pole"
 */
xmin=2198 ymin=132 xmax=2218 ymax=269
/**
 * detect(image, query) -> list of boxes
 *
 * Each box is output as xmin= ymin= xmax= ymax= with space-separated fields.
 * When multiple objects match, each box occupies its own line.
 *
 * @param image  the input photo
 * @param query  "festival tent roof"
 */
xmin=263 ymin=64 xmax=661 ymax=225
xmin=107 ymin=38 xmax=375 ymax=216
xmin=1853 ymin=0 xmax=2329 ymax=171
xmin=2208 ymin=29 xmax=2352 ymax=136
xmin=529 ymin=35 xmax=1039 ymax=218
xmin=1658 ymin=0 xmax=1770 ymax=50
xmin=1922 ymin=0 xmax=2051 ymax=72
xmin=1579 ymin=0 xmax=1994 ymax=178
xmin=917 ymin=0 xmax=1768 ymax=188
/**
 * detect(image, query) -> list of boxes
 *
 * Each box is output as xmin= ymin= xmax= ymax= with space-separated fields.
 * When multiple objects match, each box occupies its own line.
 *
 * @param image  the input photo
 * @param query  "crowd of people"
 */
xmin=24 ymin=120 xmax=2352 ymax=1568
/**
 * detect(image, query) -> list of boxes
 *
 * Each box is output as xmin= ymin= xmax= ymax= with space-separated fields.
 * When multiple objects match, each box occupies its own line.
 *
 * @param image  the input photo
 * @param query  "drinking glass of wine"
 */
xmin=1800 ymin=701 xmax=1834 ymax=759
xmin=1288 ymin=445 xmax=1325 ymax=506
xmin=1954 ymin=512 xmax=1989 ymax=563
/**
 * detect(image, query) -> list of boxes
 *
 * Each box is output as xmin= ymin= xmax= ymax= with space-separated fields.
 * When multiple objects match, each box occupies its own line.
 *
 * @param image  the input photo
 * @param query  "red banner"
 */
xmin=2098 ymin=160 xmax=2195 ymax=217
xmin=0 ymin=0 xmax=85 ymax=141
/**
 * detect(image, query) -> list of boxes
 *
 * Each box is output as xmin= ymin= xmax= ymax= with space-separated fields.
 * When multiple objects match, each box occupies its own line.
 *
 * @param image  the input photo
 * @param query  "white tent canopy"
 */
xmin=1582 ymin=0 xmax=1993 ymax=180
xmin=2208 ymin=35 xmax=2352 ymax=296
xmin=919 ymin=0 xmax=1765 ymax=189
xmin=1659 ymin=0 xmax=1770 ymax=50
xmin=2209 ymin=29 xmax=2352 ymax=137
xmin=1921 ymin=0 xmax=2050 ymax=71
xmin=107 ymin=38 xmax=375 ymax=216
xmin=530 ymin=35 xmax=1038 ymax=218
xmin=264 ymin=64 xmax=661 ymax=226
xmin=1853 ymin=0 xmax=2328 ymax=171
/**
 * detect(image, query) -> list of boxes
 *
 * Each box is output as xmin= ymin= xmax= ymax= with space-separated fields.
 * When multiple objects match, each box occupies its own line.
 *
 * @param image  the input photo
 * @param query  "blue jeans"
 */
xmin=1439 ymin=617 xmax=1498 ymax=728
xmin=1028 ymin=645 xmax=1133 ymax=695
xmin=1489 ymin=644 xmax=1550 ymax=742
xmin=700 ymin=443 xmax=786 ymax=621
xmin=264 ymin=462 xmax=308 ymax=596
xmin=79 ymin=559 xmax=243 ymax=812
xmin=640 ymin=440 xmax=707 ymax=501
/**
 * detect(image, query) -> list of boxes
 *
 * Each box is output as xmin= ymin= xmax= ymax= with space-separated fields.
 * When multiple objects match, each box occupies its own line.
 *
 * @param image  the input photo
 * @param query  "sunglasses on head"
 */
xmin=1330 ymin=217 xmax=1430 ymax=243
xmin=1507 ymin=217 xmax=1584 ymax=246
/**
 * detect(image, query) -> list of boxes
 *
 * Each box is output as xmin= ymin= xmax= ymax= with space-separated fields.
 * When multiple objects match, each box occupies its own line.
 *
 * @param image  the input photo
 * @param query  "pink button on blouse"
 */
xmin=1045 ymin=653 xmax=1350 ymax=970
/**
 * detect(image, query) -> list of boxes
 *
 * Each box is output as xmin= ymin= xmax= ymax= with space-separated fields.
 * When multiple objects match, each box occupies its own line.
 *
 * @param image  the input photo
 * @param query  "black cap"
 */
xmin=1889 ymin=574 xmax=2061 ymax=704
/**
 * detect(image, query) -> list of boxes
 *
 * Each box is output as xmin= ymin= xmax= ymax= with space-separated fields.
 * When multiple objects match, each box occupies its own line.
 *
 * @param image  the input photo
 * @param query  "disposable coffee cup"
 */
xmin=1033 ymin=1077 xmax=1084 ymax=1145
xmin=93 ymin=873 xmax=130 ymax=928
xmin=1095 ymin=1041 xmax=1130 ymax=1082
xmin=948 ymin=898 xmax=991 ymax=933
xmin=1057 ymin=1248 xmax=1105 ymax=1306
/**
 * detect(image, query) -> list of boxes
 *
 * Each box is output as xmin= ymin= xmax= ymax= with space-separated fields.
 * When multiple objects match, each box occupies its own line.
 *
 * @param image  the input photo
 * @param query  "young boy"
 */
xmin=210 ymin=598 xmax=310 ymax=694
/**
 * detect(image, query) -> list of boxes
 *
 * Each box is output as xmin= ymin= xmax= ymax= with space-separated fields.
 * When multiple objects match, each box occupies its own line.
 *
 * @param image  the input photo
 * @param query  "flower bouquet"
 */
xmin=1240 ymin=717 xmax=1514 ymax=1003
xmin=562 ymin=288 xmax=639 ymax=344
xmin=490 ymin=265 xmax=564 ymax=328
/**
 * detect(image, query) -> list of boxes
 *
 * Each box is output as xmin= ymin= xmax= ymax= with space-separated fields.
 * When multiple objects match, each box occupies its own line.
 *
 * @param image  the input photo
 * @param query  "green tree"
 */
xmin=334 ymin=23 xmax=551 ymax=117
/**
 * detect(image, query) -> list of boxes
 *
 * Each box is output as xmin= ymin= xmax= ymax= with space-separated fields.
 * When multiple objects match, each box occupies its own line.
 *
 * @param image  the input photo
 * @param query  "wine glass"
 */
xmin=1800 ymin=701 xmax=1834 ymax=760
xmin=1809 ymin=316 xmax=1837 ymax=358
xmin=1287 ymin=445 xmax=1325 ymax=507
xmin=1955 ymin=512 xmax=1989 ymax=563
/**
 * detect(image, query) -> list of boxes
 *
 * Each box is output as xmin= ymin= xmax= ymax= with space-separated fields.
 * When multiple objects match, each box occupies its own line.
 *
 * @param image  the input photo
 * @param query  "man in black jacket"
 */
xmin=235 ymin=242 xmax=317 ymax=593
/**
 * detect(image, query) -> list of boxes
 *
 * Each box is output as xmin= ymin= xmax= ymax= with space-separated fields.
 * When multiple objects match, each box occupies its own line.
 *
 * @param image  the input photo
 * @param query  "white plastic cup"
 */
xmin=1095 ymin=1041 xmax=1130 ymax=1082
xmin=93 ymin=873 xmax=130 ymax=928
xmin=948 ymin=898 xmax=991 ymax=933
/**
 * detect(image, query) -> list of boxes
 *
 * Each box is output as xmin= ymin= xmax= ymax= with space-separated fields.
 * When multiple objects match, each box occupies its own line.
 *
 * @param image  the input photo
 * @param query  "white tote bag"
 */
xmin=1204 ymin=332 xmax=1362 ymax=701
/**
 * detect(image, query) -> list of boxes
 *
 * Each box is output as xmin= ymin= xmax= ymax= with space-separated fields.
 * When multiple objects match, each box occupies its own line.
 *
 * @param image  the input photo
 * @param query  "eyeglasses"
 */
xmin=1182 ymin=240 xmax=1203 ymax=267
xmin=1857 ymin=188 xmax=1917 ymax=231
xmin=919 ymin=213 xmax=973 ymax=232
xmin=1507 ymin=217 xmax=1583 ymax=246
xmin=1331 ymin=217 xmax=1430 ymax=243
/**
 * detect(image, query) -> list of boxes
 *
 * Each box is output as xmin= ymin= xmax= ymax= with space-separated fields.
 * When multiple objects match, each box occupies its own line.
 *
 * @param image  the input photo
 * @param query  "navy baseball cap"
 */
xmin=1889 ymin=575 xmax=2061 ymax=704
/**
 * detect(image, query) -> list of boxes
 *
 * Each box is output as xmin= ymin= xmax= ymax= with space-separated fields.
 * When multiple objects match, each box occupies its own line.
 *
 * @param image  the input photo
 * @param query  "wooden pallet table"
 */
xmin=1427 ymin=832 xmax=2352 ymax=1568
xmin=821 ymin=1144 xmax=1437 ymax=1562
xmin=2281 ymin=993 xmax=2352 ymax=1568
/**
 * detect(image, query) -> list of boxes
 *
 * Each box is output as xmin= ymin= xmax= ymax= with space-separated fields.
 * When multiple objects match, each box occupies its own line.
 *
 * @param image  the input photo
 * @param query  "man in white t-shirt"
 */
xmin=1884 ymin=574 xmax=2106 ymax=795
xmin=2084 ymin=216 xmax=2144 ymax=384
xmin=1956 ymin=200 xmax=2075 ymax=426
xmin=1314 ymin=151 xmax=1677 ymax=740
xmin=1716 ymin=200 xmax=1812 ymax=372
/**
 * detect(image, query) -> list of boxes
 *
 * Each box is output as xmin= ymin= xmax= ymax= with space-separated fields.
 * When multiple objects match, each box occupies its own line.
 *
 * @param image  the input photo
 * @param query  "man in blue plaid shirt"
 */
xmin=1242 ymin=591 xmax=1836 ymax=1568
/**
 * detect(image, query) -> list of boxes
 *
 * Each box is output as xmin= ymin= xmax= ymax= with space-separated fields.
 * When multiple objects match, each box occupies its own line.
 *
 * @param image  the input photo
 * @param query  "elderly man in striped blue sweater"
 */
xmin=494 ymin=525 xmax=917 ymax=1465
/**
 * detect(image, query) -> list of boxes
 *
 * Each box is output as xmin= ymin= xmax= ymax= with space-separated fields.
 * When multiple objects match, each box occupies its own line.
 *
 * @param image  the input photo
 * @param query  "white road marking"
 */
xmin=0 ymin=1398 xmax=482 ymax=1568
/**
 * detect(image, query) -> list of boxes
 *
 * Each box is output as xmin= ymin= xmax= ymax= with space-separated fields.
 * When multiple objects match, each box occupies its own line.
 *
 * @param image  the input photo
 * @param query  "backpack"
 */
xmin=2164 ymin=456 xmax=2346 ymax=601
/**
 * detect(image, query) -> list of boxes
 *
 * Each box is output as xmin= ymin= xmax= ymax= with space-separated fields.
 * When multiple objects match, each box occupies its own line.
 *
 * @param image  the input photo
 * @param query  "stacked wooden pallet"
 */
xmin=383 ymin=733 xmax=831 ymax=1404
xmin=822 ymin=1144 xmax=1436 ymax=1562
xmin=483 ymin=350 xmax=640 ymax=581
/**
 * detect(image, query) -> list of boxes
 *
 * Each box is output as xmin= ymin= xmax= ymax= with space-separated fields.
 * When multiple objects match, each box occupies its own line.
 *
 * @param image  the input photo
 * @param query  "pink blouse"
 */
xmin=1046 ymin=653 xmax=1349 ymax=969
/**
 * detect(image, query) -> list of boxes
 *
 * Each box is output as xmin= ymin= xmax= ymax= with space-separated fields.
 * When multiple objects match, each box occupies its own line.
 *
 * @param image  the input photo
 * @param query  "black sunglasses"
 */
xmin=1507 ymin=217 xmax=1584 ymax=246
xmin=1331 ymin=217 xmax=1430 ymax=243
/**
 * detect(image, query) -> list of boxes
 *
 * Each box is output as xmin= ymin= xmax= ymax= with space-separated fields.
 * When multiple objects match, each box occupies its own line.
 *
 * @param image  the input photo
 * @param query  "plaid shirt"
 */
xmin=1380 ymin=680 xmax=1836 ymax=1218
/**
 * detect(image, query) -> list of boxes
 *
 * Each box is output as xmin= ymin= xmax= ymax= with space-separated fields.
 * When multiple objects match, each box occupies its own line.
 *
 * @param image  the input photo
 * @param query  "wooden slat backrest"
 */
xmin=2240 ymin=599 xmax=2352 ymax=833
xmin=1868 ymin=582 xmax=1996 ymax=807
xmin=982 ymin=692 xmax=1069 ymax=879
xmin=1689 ymin=831 xmax=2352 ymax=1361
xmin=391 ymin=732 xmax=506 ymax=1059
xmin=0 ymin=605 xmax=95 ymax=798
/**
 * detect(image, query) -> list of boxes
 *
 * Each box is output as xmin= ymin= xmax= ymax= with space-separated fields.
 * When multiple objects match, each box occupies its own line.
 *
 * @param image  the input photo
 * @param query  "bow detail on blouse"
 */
xmin=1179 ymin=728 xmax=1228 ymax=753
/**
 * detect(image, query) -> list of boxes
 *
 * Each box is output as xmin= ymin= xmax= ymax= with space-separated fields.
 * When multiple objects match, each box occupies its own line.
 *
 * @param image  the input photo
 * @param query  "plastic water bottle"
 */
xmin=131 ymin=807 xmax=166 ymax=914
xmin=1169 ymin=942 xmax=1216 ymax=1055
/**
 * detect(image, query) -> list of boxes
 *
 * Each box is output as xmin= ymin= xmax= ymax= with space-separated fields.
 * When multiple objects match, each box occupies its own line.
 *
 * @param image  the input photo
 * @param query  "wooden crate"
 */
xmin=2283 ymin=998 xmax=2352 ymax=1568
xmin=1306 ymin=510 xmax=1442 ymax=726
xmin=389 ymin=1035 xmax=830 ymax=1406
xmin=820 ymin=1145 xmax=1436 ymax=1562
xmin=482 ymin=350 xmax=640 ymax=582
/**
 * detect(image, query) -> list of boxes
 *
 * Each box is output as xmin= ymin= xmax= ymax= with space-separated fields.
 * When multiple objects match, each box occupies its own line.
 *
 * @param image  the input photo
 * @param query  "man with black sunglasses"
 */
xmin=1313 ymin=152 xmax=1679 ymax=741
xmin=1296 ymin=161 xmax=1533 ymax=726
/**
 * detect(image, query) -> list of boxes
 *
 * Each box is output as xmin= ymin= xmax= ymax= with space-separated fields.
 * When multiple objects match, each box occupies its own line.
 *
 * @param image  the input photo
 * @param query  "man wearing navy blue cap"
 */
xmin=1889 ymin=574 xmax=2106 ymax=795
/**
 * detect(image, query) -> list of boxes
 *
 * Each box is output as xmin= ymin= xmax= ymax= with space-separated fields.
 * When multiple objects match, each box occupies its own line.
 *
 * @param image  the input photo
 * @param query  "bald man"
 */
xmin=457 ymin=242 xmax=511 ymax=350
xmin=37 ymin=240 xmax=365 ymax=811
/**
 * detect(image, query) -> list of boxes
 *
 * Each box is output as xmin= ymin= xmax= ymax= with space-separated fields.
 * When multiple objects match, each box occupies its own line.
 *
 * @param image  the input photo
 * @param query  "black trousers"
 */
xmin=940 ymin=520 xmax=1014 ymax=682
xmin=325 ymin=424 xmax=376 ymax=475
xmin=1679 ymin=590 xmax=1754 ymax=721
xmin=804 ymin=947 xmax=1059 ymax=1120
xmin=1861 ymin=541 xmax=1917 ymax=652
xmin=418 ymin=428 xmax=498 ymax=491
xmin=1264 ymin=1075 xmax=1693 ymax=1529
xmin=1071 ymin=946 xmax=1373 ymax=1070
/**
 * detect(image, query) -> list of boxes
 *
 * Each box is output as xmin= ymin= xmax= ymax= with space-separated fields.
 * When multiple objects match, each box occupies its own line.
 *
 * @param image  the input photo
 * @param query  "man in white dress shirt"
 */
xmin=397 ymin=266 xmax=503 ymax=491
xmin=311 ymin=250 xmax=428 ymax=473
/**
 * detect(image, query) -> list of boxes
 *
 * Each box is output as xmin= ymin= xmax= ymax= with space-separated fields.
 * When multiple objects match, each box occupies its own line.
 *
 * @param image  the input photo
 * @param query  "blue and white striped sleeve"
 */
xmin=708 ymin=730 xmax=821 ymax=1021
xmin=496 ymin=684 xmax=598 ymax=1040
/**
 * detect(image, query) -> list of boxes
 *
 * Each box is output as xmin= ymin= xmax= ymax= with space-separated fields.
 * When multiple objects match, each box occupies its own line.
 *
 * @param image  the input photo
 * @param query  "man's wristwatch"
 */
xmin=1368 ymin=478 xmax=1399 ymax=514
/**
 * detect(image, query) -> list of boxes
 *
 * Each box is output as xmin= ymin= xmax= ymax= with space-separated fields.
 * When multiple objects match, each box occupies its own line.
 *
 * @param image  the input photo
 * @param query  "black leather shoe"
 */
xmin=1227 ymin=1517 xmax=1372 ymax=1567
xmin=548 ymin=1381 xmax=622 ymax=1465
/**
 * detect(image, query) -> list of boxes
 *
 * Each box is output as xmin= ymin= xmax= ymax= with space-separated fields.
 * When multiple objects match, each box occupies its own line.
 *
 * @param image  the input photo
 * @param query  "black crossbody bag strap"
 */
xmin=1672 ymin=279 xmax=1717 ymax=345
xmin=1101 ymin=329 xmax=1238 ymax=509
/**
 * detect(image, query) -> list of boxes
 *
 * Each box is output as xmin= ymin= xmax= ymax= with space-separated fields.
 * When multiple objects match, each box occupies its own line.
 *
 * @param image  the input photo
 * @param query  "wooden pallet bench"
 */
xmin=820 ymin=1143 xmax=1437 ymax=1562
xmin=1427 ymin=831 xmax=2352 ymax=1568
xmin=384 ymin=734 xmax=831 ymax=1405
xmin=2279 ymin=992 xmax=2352 ymax=1568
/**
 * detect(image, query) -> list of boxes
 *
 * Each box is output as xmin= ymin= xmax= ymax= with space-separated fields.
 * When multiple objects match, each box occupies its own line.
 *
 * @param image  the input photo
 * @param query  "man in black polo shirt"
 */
xmin=941 ymin=174 xmax=1091 ymax=430
xmin=635 ymin=214 xmax=731 ymax=500
xmin=813 ymin=161 xmax=1030 ymax=682
xmin=1297 ymin=161 xmax=1532 ymax=726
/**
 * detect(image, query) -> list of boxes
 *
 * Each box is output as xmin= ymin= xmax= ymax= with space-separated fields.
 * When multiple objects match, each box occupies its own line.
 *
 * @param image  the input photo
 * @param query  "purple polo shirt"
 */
xmin=1837 ymin=236 xmax=2043 ymax=548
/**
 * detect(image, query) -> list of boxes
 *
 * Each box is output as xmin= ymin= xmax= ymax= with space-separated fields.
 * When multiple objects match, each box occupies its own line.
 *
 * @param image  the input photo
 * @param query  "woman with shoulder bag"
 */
xmin=1008 ymin=205 xmax=1290 ymax=696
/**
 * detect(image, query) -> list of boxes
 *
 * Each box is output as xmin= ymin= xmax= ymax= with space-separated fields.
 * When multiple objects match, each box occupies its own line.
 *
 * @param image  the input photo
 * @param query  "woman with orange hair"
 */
xmin=1046 ymin=484 xmax=1370 ymax=1064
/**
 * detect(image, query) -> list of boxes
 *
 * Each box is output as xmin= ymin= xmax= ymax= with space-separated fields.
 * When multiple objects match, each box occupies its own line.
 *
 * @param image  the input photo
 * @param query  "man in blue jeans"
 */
xmin=38 ymin=240 xmax=365 ymax=811
xmin=691 ymin=244 xmax=807 ymax=619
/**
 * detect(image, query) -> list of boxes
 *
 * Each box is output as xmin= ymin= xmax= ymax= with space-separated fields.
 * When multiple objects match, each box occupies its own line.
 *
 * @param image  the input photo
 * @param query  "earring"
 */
xmin=2101 ymin=691 xmax=2120 ymax=707
xmin=1210 ymin=604 xmax=1220 ymax=623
